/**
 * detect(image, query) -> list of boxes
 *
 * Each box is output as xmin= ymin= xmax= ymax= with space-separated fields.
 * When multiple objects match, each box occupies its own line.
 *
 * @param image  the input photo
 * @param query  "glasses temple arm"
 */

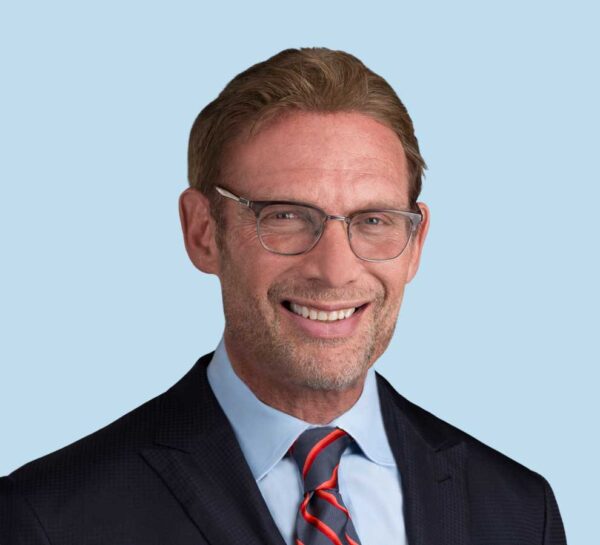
xmin=215 ymin=186 xmax=251 ymax=207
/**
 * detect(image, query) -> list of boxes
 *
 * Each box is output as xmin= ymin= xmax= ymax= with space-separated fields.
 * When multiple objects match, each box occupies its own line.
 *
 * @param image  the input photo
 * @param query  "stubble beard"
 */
xmin=218 ymin=253 xmax=401 ymax=393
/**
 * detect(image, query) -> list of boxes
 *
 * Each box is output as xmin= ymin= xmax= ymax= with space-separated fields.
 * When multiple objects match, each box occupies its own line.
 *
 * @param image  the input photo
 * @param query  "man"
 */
xmin=1 ymin=48 xmax=566 ymax=545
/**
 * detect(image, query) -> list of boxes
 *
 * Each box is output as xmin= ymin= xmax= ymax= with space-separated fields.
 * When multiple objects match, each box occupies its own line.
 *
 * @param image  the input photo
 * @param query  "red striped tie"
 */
xmin=290 ymin=427 xmax=362 ymax=545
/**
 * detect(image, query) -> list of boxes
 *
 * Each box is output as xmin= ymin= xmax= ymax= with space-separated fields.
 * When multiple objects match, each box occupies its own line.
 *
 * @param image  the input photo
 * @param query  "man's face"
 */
xmin=213 ymin=112 xmax=428 ymax=392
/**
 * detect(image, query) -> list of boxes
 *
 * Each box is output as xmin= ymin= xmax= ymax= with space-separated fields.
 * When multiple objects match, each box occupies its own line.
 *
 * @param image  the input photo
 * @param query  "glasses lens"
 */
xmin=349 ymin=211 xmax=414 ymax=261
xmin=258 ymin=204 xmax=322 ymax=255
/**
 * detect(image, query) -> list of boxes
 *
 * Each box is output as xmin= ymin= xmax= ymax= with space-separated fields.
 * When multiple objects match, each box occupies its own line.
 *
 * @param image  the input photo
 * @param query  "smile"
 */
xmin=281 ymin=300 xmax=368 ymax=339
xmin=289 ymin=302 xmax=356 ymax=322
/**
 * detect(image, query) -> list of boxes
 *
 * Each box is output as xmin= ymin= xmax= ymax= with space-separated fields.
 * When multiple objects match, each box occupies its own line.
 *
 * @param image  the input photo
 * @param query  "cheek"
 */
xmin=221 ymin=248 xmax=282 ymax=305
xmin=375 ymin=269 xmax=410 ymax=314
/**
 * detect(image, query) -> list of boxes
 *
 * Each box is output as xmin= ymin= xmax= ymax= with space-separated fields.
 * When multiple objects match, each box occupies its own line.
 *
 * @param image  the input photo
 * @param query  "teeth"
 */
xmin=289 ymin=302 xmax=357 ymax=322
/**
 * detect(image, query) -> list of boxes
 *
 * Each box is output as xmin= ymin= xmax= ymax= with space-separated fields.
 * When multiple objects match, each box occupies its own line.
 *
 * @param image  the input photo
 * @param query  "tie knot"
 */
xmin=290 ymin=427 xmax=352 ymax=493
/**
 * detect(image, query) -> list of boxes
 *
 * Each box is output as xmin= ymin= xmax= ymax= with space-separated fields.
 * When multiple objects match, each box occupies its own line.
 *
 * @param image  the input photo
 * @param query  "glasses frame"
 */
xmin=215 ymin=185 xmax=423 ymax=262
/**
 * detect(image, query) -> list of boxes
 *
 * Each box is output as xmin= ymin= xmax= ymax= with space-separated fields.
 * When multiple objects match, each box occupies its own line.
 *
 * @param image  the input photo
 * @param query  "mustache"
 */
xmin=268 ymin=279 xmax=382 ymax=304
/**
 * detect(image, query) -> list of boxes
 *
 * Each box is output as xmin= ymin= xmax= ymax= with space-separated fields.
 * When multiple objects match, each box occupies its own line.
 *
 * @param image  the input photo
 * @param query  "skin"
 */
xmin=179 ymin=111 xmax=429 ymax=424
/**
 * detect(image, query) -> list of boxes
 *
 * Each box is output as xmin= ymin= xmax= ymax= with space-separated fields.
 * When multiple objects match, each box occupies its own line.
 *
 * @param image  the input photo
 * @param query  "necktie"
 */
xmin=290 ymin=427 xmax=362 ymax=545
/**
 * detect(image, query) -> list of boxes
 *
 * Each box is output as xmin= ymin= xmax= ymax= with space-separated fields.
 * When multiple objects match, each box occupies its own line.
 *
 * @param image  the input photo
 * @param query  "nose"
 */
xmin=299 ymin=218 xmax=362 ymax=288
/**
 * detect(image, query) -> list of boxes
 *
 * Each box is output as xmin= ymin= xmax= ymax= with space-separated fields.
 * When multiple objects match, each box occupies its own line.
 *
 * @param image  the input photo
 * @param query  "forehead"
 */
xmin=223 ymin=111 xmax=410 ymax=209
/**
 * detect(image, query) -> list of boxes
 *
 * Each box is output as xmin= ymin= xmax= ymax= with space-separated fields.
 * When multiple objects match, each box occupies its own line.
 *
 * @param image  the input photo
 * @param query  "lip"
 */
xmin=281 ymin=301 xmax=368 ymax=339
xmin=283 ymin=298 xmax=369 ymax=312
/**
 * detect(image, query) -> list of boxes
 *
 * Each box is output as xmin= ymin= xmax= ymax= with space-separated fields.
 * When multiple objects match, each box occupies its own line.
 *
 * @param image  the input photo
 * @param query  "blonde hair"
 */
xmin=188 ymin=47 xmax=426 ymax=223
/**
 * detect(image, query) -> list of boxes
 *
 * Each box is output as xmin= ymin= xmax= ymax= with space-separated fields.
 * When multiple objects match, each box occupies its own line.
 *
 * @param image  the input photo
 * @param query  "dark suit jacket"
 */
xmin=1 ymin=352 xmax=567 ymax=545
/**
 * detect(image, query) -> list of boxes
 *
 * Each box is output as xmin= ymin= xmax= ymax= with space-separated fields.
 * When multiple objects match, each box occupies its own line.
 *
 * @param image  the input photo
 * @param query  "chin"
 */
xmin=282 ymin=347 xmax=373 ymax=392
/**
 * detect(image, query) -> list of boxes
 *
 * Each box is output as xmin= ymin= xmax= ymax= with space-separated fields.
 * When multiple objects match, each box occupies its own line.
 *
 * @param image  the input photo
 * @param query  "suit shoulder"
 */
xmin=7 ymin=353 xmax=217 ymax=484
xmin=7 ymin=387 xmax=165 ymax=485
xmin=6 ymin=353 xmax=215 ymax=497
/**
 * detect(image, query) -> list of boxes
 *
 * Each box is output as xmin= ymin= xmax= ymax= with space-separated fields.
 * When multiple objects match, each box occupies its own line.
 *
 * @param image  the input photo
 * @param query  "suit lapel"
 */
xmin=140 ymin=353 xmax=286 ymax=545
xmin=377 ymin=374 xmax=470 ymax=545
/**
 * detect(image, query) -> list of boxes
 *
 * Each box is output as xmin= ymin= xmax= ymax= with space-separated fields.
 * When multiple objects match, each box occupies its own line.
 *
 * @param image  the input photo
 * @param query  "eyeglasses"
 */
xmin=215 ymin=185 xmax=423 ymax=262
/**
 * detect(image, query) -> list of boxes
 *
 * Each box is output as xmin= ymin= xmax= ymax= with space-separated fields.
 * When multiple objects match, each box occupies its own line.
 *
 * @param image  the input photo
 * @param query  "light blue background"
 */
xmin=1 ymin=1 xmax=597 ymax=542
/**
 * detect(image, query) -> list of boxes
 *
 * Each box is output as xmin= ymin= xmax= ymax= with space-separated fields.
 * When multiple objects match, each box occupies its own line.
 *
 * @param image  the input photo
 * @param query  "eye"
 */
xmin=263 ymin=210 xmax=308 ymax=223
xmin=357 ymin=214 xmax=391 ymax=227
xmin=260 ymin=206 xmax=317 ymax=233
xmin=261 ymin=205 xmax=317 ymax=223
xmin=273 ymin=211 xmax=299 ymax=220
xmin=352 ymin=212 xmax=411 ymax=237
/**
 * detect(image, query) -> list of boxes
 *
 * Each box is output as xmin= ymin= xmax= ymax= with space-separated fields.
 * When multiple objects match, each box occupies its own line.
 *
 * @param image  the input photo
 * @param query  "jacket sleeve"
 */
xmin=0 ymin=476 xmax=51 ymax=545
xmin=542 ymin=476 xmax=567 ymax=545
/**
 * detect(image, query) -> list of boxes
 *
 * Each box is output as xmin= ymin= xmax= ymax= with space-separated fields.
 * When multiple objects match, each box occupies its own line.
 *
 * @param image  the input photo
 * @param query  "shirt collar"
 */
xmin=207 ymin=337 xmax=396 ymax=481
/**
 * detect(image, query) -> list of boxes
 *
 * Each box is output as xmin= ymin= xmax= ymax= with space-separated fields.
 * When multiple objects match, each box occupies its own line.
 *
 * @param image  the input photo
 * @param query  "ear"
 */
xmin=178 ymin=187 xmax=220 ymax=275
xmin=406 ymin=201 xmax=430 ymax=283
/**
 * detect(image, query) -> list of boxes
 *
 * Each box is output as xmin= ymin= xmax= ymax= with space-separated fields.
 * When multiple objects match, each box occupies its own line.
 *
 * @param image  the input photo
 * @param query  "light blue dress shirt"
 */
xmin=207 ymin=337 xmax=407 ymax=545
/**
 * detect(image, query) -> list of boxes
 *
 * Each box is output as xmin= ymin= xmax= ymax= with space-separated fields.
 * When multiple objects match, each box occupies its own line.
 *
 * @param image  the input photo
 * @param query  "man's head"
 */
xmin=180 ymin=48 xmax=429 ymax=402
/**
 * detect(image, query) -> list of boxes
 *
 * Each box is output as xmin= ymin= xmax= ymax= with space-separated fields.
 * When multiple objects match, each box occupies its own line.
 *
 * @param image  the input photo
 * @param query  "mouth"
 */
xmin=279 ymin=299 xmax=369 ymax=339
xmin=281 ymin=300 xmax=369 ymax=321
